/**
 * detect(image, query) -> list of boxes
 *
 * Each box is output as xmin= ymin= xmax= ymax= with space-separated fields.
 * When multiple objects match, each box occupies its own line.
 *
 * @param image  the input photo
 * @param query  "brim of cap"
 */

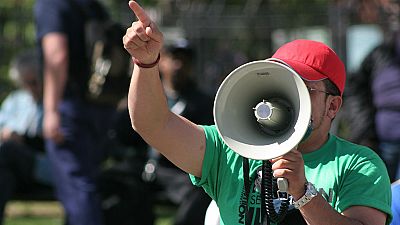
xmin=281 ymin=59 xmax=328 ymax=82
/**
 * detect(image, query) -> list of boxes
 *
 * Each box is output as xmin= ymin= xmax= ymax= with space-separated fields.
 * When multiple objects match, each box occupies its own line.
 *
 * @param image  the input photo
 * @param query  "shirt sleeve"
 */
xmin=189 ymin=125 xmax=221 ymax=200
xmin=34 ymin=0 xmax=67 ymax=39
xmin=0 ymin=91 xmax=40 ymax=136
xmin=336 ymin=147 xmax=392 ymax=224
xmin=0 ymin=94 xmax=15 ymax=134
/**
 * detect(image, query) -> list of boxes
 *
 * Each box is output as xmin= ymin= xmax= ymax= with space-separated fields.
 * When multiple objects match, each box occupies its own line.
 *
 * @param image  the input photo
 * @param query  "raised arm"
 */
xmin=123 ymin=1 xmax=206 ymax=177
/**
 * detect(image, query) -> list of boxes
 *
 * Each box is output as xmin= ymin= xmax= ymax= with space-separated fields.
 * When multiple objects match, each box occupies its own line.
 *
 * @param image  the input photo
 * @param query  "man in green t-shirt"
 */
xmin=122 ymin=1 xmax=392 ymax=224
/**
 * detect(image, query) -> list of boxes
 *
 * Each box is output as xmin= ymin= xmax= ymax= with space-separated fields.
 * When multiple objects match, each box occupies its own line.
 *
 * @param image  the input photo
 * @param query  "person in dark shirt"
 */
xmin=34 ymin=1 xmax=115 ymax=224
xmin=345 ymin=31 xmax=400 ymax=182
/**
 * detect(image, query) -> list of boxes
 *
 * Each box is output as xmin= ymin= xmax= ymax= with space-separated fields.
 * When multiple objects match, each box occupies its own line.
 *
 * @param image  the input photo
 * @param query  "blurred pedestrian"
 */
xmin=34 ymin=0 xmax=116 ymax=224
xmin=346 ymin=31 xmax=400 ymax=182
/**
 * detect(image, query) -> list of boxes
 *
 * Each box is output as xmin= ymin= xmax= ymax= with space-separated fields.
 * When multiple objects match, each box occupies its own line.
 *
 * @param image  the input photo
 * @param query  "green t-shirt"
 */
xmin=190 ymin=125 xmax=392 ymax=225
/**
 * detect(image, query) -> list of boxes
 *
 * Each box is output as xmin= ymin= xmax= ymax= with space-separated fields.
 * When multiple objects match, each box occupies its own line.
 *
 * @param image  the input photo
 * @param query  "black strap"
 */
xmin=244 ymin=158 xmax=290 ymax=225
xmin=243 ymin=157 xmax=252 ymax=225
xmin=263 ymin=160 xmax=289 ymax=224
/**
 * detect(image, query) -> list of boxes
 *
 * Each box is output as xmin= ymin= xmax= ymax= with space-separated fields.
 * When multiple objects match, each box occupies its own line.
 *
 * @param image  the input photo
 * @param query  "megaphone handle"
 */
xmin=277 ymin=177 xmax=288 ymax=192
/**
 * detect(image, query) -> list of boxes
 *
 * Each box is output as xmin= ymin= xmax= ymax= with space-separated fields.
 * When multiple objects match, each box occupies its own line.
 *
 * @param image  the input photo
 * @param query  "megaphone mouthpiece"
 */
xmin=253 ymin=98 xmax=294 ymax=136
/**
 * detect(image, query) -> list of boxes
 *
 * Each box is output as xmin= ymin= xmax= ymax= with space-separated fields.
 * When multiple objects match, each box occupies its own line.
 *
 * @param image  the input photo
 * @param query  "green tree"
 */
xmin=0 ymin=0 xmax=35 ymax=101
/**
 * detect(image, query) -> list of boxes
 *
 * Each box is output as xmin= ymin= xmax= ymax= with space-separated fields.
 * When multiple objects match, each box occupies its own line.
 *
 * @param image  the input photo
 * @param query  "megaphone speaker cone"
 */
xmin=214 ymin=60 xmax=311 ymax=160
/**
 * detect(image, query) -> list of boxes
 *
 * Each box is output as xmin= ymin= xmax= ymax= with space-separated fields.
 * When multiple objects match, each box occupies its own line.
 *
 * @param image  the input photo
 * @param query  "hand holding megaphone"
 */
xmin=270 ymin=147 xmax=307 ymax=198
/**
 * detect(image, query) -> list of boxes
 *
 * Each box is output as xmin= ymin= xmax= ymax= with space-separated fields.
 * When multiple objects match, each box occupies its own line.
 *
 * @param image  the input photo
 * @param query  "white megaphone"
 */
xmin=214 ymin=59 xmax=311 ymax=194
xmin=214 ymin=59 xmax=311 ymax=163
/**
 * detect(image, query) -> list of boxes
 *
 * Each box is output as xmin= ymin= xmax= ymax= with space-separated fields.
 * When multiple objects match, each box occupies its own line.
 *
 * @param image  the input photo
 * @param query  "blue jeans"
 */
xmin=380 ymin=142 xmax=400 ymax=182
xmin=46 ymin=99 xmax=114 ymax=225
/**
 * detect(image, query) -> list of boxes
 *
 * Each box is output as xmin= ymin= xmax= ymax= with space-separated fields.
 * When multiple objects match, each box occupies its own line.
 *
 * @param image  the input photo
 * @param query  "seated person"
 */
xmin=0 ymin=49 xmax=52 ymax=225
xmin=100 ymin=43 xmax=214 ymax=225
xmin=143 ymin=42 xmax=213 ymax=225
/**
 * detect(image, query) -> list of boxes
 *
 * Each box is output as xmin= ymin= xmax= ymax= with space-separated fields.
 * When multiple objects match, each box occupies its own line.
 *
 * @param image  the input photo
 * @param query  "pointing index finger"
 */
xmin=129 ymin=1 xmax=151 ymax=27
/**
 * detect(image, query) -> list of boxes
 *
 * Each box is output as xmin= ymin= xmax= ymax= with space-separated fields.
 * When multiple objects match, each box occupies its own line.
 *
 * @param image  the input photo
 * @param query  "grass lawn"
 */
xmin=5 ymin=201 xmax=63 ymax=225
xmin=5 ymin=217 xmax=62 ymax=225
xmin=5 ymin=201 xmax=174 ymax=225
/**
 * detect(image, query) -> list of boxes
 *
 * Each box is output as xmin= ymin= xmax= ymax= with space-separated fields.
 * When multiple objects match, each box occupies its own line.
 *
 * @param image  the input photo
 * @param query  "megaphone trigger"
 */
xmin=277 ymin=177 xmax=289 ymax=193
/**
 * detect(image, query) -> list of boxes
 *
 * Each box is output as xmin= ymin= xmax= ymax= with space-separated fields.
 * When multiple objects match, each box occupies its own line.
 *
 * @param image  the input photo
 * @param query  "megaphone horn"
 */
xmin=213 ymin=60 xmax=311 ymax=160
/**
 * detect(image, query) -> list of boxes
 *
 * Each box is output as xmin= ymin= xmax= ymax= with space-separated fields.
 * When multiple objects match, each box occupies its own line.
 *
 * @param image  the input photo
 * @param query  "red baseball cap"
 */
xmin=271 ymin=39 xmax=346 ymax=96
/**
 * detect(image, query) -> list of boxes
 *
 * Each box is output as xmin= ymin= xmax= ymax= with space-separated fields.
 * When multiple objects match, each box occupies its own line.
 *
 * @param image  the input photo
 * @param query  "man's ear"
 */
xmin=327 ymin=96 xmax=342 ymax=119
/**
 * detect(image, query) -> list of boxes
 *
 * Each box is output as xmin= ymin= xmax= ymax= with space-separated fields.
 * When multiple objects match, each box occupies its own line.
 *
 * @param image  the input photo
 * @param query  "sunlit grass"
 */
xmin=5 ymin=217 xmax=62 ymax=225
xmin=5 ymin=201 xmax=63 ymax=225
xmin=5 ymin=201 xmax=175 ymax=225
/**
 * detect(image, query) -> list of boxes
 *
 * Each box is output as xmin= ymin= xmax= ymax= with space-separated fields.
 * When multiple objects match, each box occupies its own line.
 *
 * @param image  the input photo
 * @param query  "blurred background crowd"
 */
xmin=1 ymin=0 xmax=399 ymax=99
